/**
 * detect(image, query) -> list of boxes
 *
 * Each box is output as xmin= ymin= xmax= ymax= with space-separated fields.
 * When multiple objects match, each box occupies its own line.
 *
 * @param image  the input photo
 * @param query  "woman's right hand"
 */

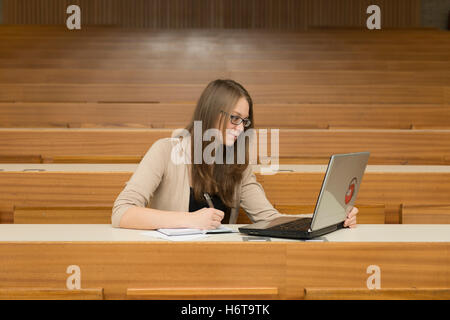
xmin=188 ymin=208 xmax=224 ymax=230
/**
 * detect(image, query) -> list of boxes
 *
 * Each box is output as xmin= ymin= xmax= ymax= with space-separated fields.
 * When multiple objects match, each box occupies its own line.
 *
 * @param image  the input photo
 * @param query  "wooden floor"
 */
xmin=0 ymin=25 xmax=449 ymax=225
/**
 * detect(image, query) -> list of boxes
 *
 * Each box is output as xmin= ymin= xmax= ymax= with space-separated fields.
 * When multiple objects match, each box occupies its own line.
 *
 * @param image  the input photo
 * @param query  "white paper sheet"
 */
xmin=140 ymin=230 xmax=208 ymax=241
xmin=157 ymin=225 xmax=234 ymax=236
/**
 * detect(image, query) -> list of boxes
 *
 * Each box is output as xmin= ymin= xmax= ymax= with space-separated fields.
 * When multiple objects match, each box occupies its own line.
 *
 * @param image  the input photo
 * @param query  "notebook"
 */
xmin=157 ymin=225 xmax=234 ymax=236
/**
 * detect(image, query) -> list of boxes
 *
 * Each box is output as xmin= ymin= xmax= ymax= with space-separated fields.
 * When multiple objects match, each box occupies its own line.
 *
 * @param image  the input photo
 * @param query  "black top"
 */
xmin=188 ymin=187 xmax=231 ymax=224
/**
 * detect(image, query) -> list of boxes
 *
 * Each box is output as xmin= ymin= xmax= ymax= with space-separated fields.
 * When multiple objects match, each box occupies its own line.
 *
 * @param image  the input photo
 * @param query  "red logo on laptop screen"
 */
xmin=345 ymin=177 xmax=357 ymax=204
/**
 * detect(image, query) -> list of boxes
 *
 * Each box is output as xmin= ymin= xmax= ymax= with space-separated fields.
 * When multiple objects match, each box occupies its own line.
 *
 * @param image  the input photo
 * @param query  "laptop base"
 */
xmin=238 ymin=222 xmax=344 ymax=240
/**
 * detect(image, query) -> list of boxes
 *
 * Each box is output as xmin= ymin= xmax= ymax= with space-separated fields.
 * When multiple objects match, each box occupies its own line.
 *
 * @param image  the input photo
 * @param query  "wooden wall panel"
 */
xmin=2 ymin=0 xmax=421 ymax=29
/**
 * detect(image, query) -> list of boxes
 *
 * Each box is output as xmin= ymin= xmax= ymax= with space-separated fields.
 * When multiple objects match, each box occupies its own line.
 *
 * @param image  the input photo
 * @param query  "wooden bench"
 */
xmin=1 ymin=84 xmax=446 ymax=104
xmin=2 ymin=58 xmax=449 ymax=72
xmin=0 ymin=154 xmax=43 ymax=163
xmin=237 ymin=203 xmax=385 ymax=224
xmin=2 ymin=69 xmax=448 ymax=86
xmin=1 ymin=166 xmax=450 ymax=224
xmin=304 ymin=288 xmax=450 ymax=300
xmin=13 ymin=206 xmax=112 ymax=224
xmin=1 ymin=102 xmax=449 ymax=130
xmin=126 ymin=287 xmax=278 ymax=300
xmin=1 ymin=129 xmax=449 ymax=165
xmin=401 ymin=204 xmax=450 ymax=224
xmin=12 ymin=203 xmax=384 ymax=224
xmin=0 ymin=288 xmax=104 ymax=300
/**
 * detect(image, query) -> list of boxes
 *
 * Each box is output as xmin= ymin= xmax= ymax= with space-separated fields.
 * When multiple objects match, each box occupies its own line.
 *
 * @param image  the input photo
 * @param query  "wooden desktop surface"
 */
xmin=0 ymin=224 xmax=449 ymax=300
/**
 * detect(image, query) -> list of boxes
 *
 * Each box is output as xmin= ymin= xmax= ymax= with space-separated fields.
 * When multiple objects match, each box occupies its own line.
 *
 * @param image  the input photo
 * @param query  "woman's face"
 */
xmin=222 ymin=97 xmax=249 ymax=146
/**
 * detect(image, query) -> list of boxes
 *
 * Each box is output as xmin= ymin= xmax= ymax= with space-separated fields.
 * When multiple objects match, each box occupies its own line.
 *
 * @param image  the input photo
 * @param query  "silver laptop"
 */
xmin=239 ymin=152 xmax=370 ymax=239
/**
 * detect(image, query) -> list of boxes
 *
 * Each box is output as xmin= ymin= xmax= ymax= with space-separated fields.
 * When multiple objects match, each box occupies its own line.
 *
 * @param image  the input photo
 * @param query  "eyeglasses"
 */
xmin=221 ymin=110 xmax=251 ymax=128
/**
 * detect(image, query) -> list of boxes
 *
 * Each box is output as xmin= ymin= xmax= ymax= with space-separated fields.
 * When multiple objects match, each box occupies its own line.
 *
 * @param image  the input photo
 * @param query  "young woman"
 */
xmin=112 ymin=79 xmax=358 ymax=230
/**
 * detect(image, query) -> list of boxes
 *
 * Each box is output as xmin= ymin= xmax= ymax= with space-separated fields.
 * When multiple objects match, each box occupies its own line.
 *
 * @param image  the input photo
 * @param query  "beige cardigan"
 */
xmin=112 ymin=134 xmax=283 ymax=228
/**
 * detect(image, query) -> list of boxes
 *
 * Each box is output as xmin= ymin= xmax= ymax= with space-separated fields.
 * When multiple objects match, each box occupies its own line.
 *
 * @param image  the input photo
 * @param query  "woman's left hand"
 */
xmin=343 ymin=206 xmax=358 ymax=228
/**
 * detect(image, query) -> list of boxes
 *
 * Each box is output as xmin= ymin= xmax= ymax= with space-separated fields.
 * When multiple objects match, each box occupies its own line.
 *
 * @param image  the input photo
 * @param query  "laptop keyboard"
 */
xmin=267 ymin=218 xmax=312 ymax=231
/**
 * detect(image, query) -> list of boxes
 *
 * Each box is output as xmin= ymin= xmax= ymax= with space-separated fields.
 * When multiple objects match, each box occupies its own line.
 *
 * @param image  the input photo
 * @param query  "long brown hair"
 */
xmin=185 ymin=79 xmax=254 ymax=207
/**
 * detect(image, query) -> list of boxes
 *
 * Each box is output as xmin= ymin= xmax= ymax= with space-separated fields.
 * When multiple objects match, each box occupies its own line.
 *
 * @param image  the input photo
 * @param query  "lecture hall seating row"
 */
xmin=12 ymin=204 xmax=450 ymax=225
xmin=1 ymin=128 xmax=449 ymax=165
xmin=10 ymin=204 xmax=385 ymax=225
xmin=1 ymin=27 xmax=449 ymax=105
xmin=2 ymin=84 xmax=448 ymax=104
xmin=2 ymin=287 xmax=450 ymax=300
xmin=1 ymin=166 xmax=449 ymax=224
xmin=1 ymin=103 xmax=449 ymax=129
xmin=1 ymin=70 xmax=449 ymax=86
xmin=0 ymin=26 xmax=448 ymax=230
xmin=1 ymin=238 xmax=449 ymax=300
xmin=0 ymin=23 xmax=449 ymax=301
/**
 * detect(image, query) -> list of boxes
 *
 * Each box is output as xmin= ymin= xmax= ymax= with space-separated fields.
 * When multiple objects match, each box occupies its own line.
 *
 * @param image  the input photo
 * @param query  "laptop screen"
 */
xmin=310 ymin=152 xmax=370 ymax=231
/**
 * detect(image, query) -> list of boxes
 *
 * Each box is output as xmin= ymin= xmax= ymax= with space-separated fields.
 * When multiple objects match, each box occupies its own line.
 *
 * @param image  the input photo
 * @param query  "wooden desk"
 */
xmin=0 ymin=224 xmax=449 ymax=300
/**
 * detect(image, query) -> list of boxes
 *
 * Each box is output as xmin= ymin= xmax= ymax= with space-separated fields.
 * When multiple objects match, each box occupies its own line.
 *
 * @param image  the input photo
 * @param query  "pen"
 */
xmin=204 ymin=193 xmax=225 ymax=231
xmin=203 ymin=193 xmax=214 ymax=208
